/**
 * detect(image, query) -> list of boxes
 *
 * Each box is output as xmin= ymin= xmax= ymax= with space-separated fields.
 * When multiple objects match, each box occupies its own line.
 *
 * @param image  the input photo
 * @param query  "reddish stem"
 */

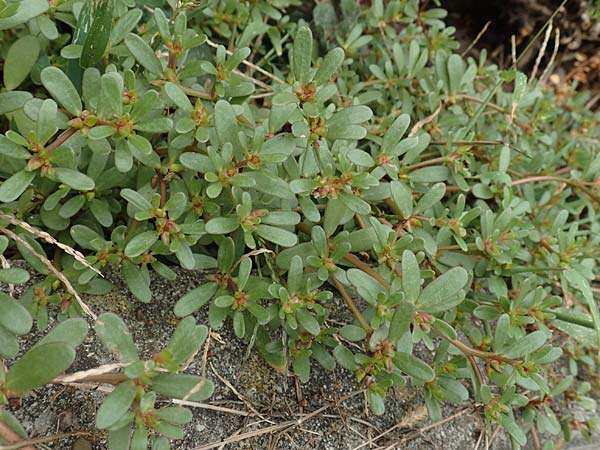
xmin=45 ymin=127 xmax=77 ymax=154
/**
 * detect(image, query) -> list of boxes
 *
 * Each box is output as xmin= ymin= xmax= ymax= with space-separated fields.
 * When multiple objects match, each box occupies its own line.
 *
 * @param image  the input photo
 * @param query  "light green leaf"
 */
xmin=383 ymin=114 xmax=411 ymax=152
xmin=35 ymin=318 xmax=89 ymax=349
xmin=418 ymin=267 xmax=469 ymax=314
xmin=390 ymin=180 xmax=413 ymax=219
xmin=124 ymin=33 xmax=163 ymax=75
xmin=96 ymin=380 xmax=137 ymax=429
xmin=296 ymin=309 xmax=320 ymax=336
xmin=0 ymin=268 xmax=30 ymax=284
xmin=339 ymin=192 xmax=371 ymax=215
xmin=502 ymin=330 xmax=547 ymax=359
xmin=401 ymin=250 xmax=421 ymax=303
xmin=0 ymin=291 xmax=33 ymax=335
xmin=55 ymin=168 xmax=95 ymax=191
xmin=333 ymin=344 xmax=358 ymax=370
xmin=389 ymin=302 xmax=415 ymax=343
xmin=0 ymin=91 xmax=32 ymax=114
xmin=5 ymin=342 xmax=75 ymax=391
xmin=339 ymin=324 xmax=366 ymax=341
xmin=447 ymin=54 xmax=465 ymax=94
xmin=122 ymin=260 xmax=151 ymax=302
xmin=214 ymin=100 xmax=240 ymax=149
xmin=409 ymin=166 xmax=449 ymax=183
xmin=414 ymin=182 xmax=446 ymax=213
xmin=314 ymin=47 xmax=344 ymax=85
xmin=174 ymin=282 xmax=218 ymax=317
xmin=120 ymin=188 xmax=152 ymax=210
xmin=3 ymin=35 xmax=40 ymax=90
xmin=0 ymin=0 xmax=48 ymax=30
xmin=0 ymin=170 xmax=36 ymax=202
xmin=255 ymin=224 xmax=298 ymax=247
xmin=164 ymin=82 xmax=194 ymax=112
xmin=293 ymin=350 xmax=311 ymax=383
xmin=393 ymin=352 xmax=435 ymax=381
xmin=205 ymin=217 xmax=239 ymax=234
xmin=95 ymin=312 xmax=139 ymax=363
xmin=124 ymin=231 xmax=158 ymax=257
xmin=293 ymin=26 xmax=313 ymax=83
xmin=151 ymin=374 xmax=215 ymax=401
xmin=40 ymin=67 xmax=82 ymax=116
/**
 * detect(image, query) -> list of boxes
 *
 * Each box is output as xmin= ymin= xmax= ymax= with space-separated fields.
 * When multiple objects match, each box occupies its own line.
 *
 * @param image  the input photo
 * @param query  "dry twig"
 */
xmin=0 ymin=227 xmax=97 ymax=320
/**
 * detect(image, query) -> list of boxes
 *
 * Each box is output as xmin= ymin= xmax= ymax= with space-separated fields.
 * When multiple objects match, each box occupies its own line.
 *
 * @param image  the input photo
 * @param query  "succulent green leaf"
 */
xmin=393 ymin=352 xmax=435 ymax=381
xmin=388 ymin=302 xmax=415 ymax=344
xmin=174 ymin=282 xmax=218 ymax=317
xmin=418 ymin=267 xmax=469 ymax=314
xmin=5 ymin=342 xmax=75 ymax=391
xmin=55 ymin=168 xmax=95 ymax=191
xmin=0 ymin=291 xmax=33 ymax=335
xmin=124 ymin=33 xmax=163 ymax=75
xmin=0 ymin=170 xmax=36 ymax=202
xmin=293 ymin=26 xmax=313 ymax=83
xmin=3 ymin=35 xmax=40 ymax=90
xmin=125 ymin=231 xmax=158 ymax=257
xmin=96 ymin=380 xmax=137 ymax=429
xmin=95 ymin=312 xmax=139 ymax=363
xmin=313 ymin=47 xmax=344 ymax=85
xmin=35 ymin=318 xmax=89 ymax=349
xmin=296 ymin=309 xmax=320 ymax=336
xmin=151 ymin=374 xmax=215 ymax=401
xmin=40 ymin=67 xmax=82 ymax=116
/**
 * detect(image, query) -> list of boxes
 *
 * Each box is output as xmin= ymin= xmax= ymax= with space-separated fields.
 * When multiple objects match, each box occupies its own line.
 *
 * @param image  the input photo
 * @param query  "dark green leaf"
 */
xmin=80 ymin=0 xmax=114 ymax=67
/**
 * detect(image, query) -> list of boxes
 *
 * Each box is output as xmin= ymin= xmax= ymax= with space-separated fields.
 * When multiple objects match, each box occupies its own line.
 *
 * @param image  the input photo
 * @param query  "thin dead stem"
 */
xmin=0 ymin=212 xmax=100 ymax=276
xmin=191 ymin=390 xmax=364 ymax=450
xmin=205 ymin=38 xmax=285 ymax=85
xmin=0 ymin=430 xmax=94 ymax=450
xmin=0 ymin=227 xmax=97 ymax=320
xmin=0 ymin=253 xmax=15 ymax=296
xmin=331 ymin=275 xmax=371 ymax=332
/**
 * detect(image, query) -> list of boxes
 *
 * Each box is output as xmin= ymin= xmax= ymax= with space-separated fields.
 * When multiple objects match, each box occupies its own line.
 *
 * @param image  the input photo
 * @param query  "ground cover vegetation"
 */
xmin=0 ymin=0 xmax=599 ymax=449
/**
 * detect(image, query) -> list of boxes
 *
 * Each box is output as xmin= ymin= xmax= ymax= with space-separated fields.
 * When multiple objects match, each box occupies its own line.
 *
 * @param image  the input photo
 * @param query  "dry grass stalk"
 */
xmin=0 ymin=212 xmax=101 ymax=276
xmin=0 ymin=227 xmax=97 ymax=320
xmin=0 ymin=253 xmax=15 ymax=296
xmin=531 ymin=21 xmax=553 ymax=81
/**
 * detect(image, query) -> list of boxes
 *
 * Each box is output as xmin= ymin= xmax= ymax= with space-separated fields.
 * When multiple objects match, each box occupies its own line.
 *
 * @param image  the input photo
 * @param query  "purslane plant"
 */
xmin=1 ymin=0 xmax=599 ymax=449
